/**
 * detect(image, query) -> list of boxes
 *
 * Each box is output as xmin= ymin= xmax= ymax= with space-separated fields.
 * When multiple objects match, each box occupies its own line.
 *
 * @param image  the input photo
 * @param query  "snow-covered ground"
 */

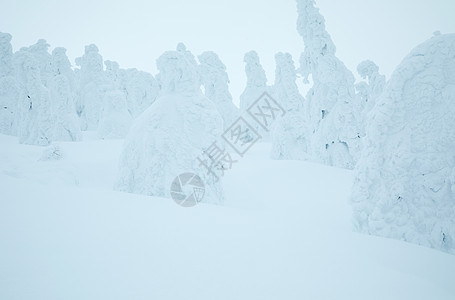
xmin=1 ymin=133 xmax=454 ymax=300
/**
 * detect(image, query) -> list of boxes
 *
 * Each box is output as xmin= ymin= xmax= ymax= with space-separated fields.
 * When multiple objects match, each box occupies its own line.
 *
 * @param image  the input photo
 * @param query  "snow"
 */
xmin=1 ymin=133 xmax=455 ymax=300
xmin=351 ymin=33 xmax=455 ymax=255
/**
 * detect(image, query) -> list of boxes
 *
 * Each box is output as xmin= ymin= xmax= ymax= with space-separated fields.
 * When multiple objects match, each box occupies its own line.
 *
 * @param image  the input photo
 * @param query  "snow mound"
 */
xmin=115 ymin=49 xmax=224 ymax=204
xmin=351 ymin=33 xmax=455 ymax=255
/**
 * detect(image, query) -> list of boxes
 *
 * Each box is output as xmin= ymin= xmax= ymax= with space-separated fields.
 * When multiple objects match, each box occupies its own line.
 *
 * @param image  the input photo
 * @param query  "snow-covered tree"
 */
xmin=48 ymin=47 xmax=81 ymax=141
xmin=271 ymin=52 xmax=308 ymax=160
xmin=355 ymin=60 xmax=386 ymax=116
xmin=14 ymin=49 xmax=52 ymax=145
xmin=115 ymin=48 xmax=224 ymax=204
xmin=0 ymin=32 xmax=19 ymax=135
xmin=198 ymin=51 xmax=239 ymax=129
xmin=28 ymin=39 xmax=53 ymax=88
xmin=98 ymin=90 xmax=132 ymax=139
xmin=351 ymin=33 xmax=455 ymax=255
xmin=240 ymin=51 xmax=269 ymax=111
xmin=296 ymin=0 xmax=362 ymax=169
xmin=104 ymin=60 xmax=121 ymax=89
xmin=239 ymin=50 xmax=271 ymax=139
xmin=75 ymin=44 xmax=105 ymax=130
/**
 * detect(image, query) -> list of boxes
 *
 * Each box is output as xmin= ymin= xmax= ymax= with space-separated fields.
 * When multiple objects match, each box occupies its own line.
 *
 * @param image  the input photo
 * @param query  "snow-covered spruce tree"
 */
xmin=355 ymin=60 xmax=385 ymax=117
xmin=49 ymin=47 xmax=81 ymax=141
xmin=296 ymin=0 xmax=362 ymax=169
xmin=121 ymin=68 xmax=160 ymax=118
xmin=75 ymin=44 xmax=105 ymax=130
xmin=98 ymin=90 xmax=132 ymax=139
xmin=351 ymin=33 xmax=455 ymax=255
xmin=240 ymin=51 xmax=269 ymax=111
xmin=240 ymin=50 xmax=271 ymax=139
xmin=115 ymin=48 xmax=224 ymax=204
xmin=14 ymin=49 xmax=52 ymax=146
xmin=0 ymin=32 xmax=19 ymax=135
xmin=104 ymin=60 xmax=121 ymax=90
xmin=270 ymin=52 xmax=308 ymax=160
xmin=28 ymin=39 xmax=53 ymax=88
xmin=198 ymin=51 xmax=239 ymax=129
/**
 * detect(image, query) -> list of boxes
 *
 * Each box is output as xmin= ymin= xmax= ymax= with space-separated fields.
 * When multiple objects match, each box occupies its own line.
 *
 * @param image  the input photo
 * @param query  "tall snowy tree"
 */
xmin=115 ymin=48 xmax=224 ymax=204
xmin=351 ymin=33 xmax=455 ymax=255
xmin=75 ymin=44 xmax=105 ymax=130
xmin=0 ymin=32 xmax=19 ymax=135
xmin=296 ymin=0 xmax=362 ymax=169
xmin=198 ymin=51 xmax=239 ymax=129
xmin=14 ymin=49 xmax=52 ymax=146
xmin=28 ymin=39 xmax=53 ymax=88
xmin=49 ymin=47 xmax=81 ymax=141
xmin=270 ymin=52 xmax=308 ymax=160
xmin=240 ymin=51 xmax=271 ymax=139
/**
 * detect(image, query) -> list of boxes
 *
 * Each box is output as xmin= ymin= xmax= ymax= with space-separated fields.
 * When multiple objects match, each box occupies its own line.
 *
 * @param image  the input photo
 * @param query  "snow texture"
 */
xmin=98 ymin=90 xmax=132 ymax=139
xmin=0 ymin=32 xmax=19 ymax=135
xmin=296 ymin=0 xmax=362 ymax=169
xmin=198 ymin=51 xmax=239 ymax=129
xmin=14 ymin=49 xmax=52 ymax=146
xmin=351 ymin=33 xmax=455 ymax=255
xmin=115 ymin=48 xmax=224 ymax=204
xmin=270 ymin=52 xmax=308 ymax=160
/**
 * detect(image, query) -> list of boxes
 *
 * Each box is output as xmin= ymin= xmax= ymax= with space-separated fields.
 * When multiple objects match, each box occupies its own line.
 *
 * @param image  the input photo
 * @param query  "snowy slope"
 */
xmin=1 ymin=133 xmax=455 ymax=300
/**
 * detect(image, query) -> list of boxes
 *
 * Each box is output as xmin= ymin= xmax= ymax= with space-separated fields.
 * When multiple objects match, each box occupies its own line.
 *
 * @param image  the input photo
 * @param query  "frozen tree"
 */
xmin=51 ymin=47 xmax=76 ymax=90
xmin=239 ymin=51 xmax=271 ymax=139
xmin=240 ymin=51 xmax=269 ymax=111
xmin=271 ymin=52 xmax=308 ymax=160
xmin=121 ymin=68 xmax=160 ymax=118
xmin=14 ymin=49 xmax=52 ymax=146
xmin=97 ymin=90 xmax=132 ymax=139
xmin=104 ymin=60 xmax=121 ymax=89
xmin=198 ymin=51 xmax=239 ymax=129
xmin=115 ymin=48 xmax=224 ymax=204
xmin=28 ymin=39 xmax=53 ymax=87
xmin=48 ymin=47 xmax=81 ymax=141
xmin=351 ymin=33 xmax=455 ymax=255
xmin=296 ymin=0 xmax=362 ymax=169
xmin=75 ymin=44 xmax=105 ymax=130
xmin=0 ymin=32 xmax=19 ymax=135
xmin=355 ymin=60 xmax=386 ymax=115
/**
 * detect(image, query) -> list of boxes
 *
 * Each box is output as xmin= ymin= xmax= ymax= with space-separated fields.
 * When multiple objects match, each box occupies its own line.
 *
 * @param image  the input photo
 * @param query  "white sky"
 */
xmin=1 ymin=0 xmax=455 ymax=105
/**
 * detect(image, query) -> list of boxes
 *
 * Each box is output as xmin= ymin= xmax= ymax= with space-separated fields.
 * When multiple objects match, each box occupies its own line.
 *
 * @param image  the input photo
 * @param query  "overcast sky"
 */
xmin=1 ymin=0 xmax=455 ymax=104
